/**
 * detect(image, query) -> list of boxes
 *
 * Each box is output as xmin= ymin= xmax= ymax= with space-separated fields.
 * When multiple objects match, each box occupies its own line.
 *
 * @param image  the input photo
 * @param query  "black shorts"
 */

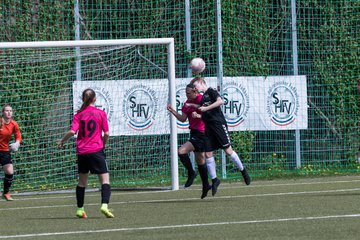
xmin=77 ymin=150 xmax=109 ymax=174
xmin=205 ymin=123 xmax=231 ymax=152
xmin=189 ymin=129 xmax=209 ymax=153
xmin=0 ymin=151 xmax=12 ymax=166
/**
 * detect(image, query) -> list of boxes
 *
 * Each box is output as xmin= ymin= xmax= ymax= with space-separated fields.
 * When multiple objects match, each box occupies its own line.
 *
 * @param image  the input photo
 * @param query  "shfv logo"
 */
xmin=223 ymin=82 xmax=249 ymax=127
xmin=123 ymin=84 xmax=158 ymax=131
xmin=267 ymin=82 xmax=299 ymax=126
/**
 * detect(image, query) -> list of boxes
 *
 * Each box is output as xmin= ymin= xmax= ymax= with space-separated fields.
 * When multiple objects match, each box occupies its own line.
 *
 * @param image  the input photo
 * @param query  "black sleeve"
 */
xmin=208 ymin=88 xmax=221 ymax=104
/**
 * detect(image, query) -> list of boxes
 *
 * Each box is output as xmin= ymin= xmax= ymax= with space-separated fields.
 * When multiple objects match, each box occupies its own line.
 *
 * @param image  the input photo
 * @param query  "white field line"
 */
xmin=1 ymin=213 xmax=360 ymax=239
xmin=1 ymin=187 xmax=360 ymax=212
xmin=10 ymin=177 xmax=360 ymax=202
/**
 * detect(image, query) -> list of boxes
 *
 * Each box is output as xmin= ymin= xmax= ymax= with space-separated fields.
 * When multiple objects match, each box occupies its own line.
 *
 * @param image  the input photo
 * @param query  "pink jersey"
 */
xmin=181 ymin=94 xmax=205 ymax=133
xmin=71 ymin=106 xmax=109 ymax=155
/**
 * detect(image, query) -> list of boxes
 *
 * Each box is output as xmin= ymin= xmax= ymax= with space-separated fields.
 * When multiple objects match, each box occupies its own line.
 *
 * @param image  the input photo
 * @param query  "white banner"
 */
xmin=175 ymin=76 xmax=308 ymax=132
xmin=223 ymin=76 xmax=308 ymax=131
xmin=73 ymin=75 xmax=308 ymax=136
xmin=73 ymin=80 xmax=170 ymax=136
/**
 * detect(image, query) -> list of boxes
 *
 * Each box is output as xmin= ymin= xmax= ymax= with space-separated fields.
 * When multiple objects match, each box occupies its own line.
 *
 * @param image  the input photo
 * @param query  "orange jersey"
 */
xmin=0 ymin=120 xmax=22 ymax=151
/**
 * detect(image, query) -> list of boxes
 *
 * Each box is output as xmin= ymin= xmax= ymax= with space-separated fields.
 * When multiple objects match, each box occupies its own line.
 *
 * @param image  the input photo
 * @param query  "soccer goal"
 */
xmin=0 ymin=38 xmax=179 ymax=193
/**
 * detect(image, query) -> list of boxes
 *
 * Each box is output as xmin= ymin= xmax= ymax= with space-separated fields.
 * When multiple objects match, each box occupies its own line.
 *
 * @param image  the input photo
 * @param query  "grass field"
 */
xmin=1 ymin=175 xmax=360 ymax=240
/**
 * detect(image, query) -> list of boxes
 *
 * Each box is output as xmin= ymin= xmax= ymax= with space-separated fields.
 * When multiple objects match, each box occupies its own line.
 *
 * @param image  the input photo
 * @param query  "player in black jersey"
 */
xmin=190 ymin=77 xmax=251 ymax=194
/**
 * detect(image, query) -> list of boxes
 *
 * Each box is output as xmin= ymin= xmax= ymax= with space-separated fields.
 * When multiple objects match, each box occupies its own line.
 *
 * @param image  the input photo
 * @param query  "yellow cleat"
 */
xmin=100 ymin=204 xmax=114 ymax=218
xmin=76 ymin=207 xmax=87 ymax=219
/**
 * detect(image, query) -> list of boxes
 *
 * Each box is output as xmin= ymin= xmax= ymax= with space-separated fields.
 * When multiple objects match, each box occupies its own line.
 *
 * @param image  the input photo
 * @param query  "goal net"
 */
xmin=0 ymin=39 xmax=178 ymax=193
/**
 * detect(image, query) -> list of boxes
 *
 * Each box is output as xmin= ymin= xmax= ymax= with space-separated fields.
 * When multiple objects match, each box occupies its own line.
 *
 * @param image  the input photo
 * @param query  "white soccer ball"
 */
xmin=190 ymin=57 xmax=205 ymax=74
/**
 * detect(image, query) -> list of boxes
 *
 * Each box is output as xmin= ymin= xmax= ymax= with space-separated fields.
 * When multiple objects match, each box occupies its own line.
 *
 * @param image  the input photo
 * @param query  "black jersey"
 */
xmin=200 ymin=87 xmax=227 ymax=125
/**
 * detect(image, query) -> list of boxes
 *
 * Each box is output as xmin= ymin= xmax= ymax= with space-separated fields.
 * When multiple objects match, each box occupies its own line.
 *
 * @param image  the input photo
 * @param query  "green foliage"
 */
xmin=231 ymin=131 xmax=254 ymax=163
xmin=297 ymin=0 xmax=360 ymax=163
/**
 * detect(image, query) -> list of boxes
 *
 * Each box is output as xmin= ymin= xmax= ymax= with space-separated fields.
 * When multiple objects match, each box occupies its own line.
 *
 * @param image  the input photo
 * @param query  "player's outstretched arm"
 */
xmin=167 ymin=105 xmax=187 ymax=122
xmin=57 ymin=130 xmax=75 ymax=149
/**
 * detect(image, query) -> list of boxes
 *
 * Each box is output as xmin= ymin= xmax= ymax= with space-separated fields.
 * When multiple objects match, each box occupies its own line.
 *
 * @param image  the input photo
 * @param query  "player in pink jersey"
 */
xmin=57 ymin=88 xmax=114 ymax=218
xmin=167 ymin=83 xmax=211 ymax=199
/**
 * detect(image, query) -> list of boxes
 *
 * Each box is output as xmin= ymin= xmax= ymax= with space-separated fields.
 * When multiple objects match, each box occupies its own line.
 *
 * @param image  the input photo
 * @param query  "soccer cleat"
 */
xmin=201 ymin=185 xmax=212 ymax=199
xmin=211 ymin=178 xmax=221 ymax=196
xmin=241 ymin=168 xmax=251 ymax=185
xmin=2 ymin=192 xmax=14 ymax=201
xmin=184 ymin=171 xmax=197 ymax=188
xmin=100 ymin=204 xmax=114 ymax=218
xmin=76 ymin=207 xmax=87 ymax=219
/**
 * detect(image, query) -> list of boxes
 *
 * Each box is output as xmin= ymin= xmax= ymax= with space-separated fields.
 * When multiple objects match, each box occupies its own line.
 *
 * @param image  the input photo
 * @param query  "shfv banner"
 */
xmin=73 ymin=75 xmax=308 ymax=136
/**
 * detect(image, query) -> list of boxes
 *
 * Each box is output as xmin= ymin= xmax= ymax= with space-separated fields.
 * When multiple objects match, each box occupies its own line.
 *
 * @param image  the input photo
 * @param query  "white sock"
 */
xmin=230 ymin=151 xmax=244 ymax=171
xmin=206 ymin=157 xmax=217 ymax=179
xmin=358 ymin=157 xmax=360 ymax=163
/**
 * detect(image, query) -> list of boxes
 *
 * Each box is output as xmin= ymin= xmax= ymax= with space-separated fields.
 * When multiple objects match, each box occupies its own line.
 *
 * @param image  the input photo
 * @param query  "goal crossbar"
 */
xmin=0 ymin=38 xmax=175 ymax=49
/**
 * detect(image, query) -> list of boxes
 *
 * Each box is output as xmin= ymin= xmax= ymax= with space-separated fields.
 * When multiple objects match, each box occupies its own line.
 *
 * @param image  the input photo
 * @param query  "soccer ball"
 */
xmin=190 ymin=57 xmax=205 ymax=74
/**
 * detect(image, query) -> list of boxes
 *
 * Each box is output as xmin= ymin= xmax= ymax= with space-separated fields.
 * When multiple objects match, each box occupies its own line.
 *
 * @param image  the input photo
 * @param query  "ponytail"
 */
xmin=78 ymin=89 xmax=96 ymax=113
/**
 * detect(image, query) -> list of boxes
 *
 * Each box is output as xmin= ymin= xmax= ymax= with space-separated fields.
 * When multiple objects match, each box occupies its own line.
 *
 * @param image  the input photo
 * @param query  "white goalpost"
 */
xmin=0 ymin=38 xmax=179 ymax=192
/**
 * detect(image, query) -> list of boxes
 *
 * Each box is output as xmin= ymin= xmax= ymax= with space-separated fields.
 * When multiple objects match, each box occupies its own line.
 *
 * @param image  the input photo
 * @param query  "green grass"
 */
xmin=1 ymin=175 xmax=360 ymax=239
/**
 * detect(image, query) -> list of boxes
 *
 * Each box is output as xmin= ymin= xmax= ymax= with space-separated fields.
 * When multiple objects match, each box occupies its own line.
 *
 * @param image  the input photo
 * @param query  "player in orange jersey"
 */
xmin=0 ymin=104 xmax=22 ymax=201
